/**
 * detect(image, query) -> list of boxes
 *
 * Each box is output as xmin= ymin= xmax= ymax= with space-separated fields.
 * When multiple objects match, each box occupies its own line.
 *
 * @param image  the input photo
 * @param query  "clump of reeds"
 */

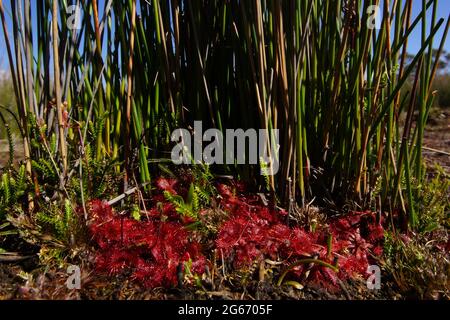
xmin=0 ymin=0 xmax=448 ymax=230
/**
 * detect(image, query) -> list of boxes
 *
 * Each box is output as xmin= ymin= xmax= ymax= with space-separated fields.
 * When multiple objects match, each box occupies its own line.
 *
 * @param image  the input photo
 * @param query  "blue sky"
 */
xmin=408 ymin=0 xmax=449 ymax=53
xmin=0 ymin=0 xmax=449 ymax=72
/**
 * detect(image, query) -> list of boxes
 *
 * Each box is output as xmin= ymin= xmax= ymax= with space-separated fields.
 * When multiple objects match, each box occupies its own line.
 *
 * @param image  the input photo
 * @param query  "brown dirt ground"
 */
xmin=0 ymin=138 xmax=24 ymax=169
xmin=422 ymin=109 xmax=450 ymax=173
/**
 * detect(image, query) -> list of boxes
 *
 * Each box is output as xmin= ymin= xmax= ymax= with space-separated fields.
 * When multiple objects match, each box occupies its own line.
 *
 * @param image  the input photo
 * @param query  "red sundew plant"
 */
xmin=88 ymin=200 xmax=206 ymax=288
xmin=155 ymin=177 xmax=179 ymax=195
xmin=87 ymin=178 xmax=384 ymax=290
xmin=215 ymin=183 xmax=385 ymax=289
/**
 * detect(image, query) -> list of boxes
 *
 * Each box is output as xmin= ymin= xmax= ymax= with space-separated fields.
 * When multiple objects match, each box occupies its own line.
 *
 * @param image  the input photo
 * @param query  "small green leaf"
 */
xmin=187 ymin=183 xmax=195 ymax=207
xmin=131 ymin=205 xmax=141 ymax=221
xmin=283 ymin=281 xmax=304 ymax=290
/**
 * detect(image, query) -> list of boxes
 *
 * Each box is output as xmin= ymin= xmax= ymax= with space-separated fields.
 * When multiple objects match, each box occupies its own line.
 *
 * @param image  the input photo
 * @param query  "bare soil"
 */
xmin=0 ymin=138 xmax=24 ymax=168
xmin=423 ymin=109 xmax=450 ymax=173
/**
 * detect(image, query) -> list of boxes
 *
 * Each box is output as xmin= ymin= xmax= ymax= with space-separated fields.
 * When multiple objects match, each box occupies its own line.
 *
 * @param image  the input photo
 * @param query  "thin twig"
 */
xmin=422 ymin=145 xmax=450 ymax=156
xmin=107 ymin=182 xmax=151 ymax=206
